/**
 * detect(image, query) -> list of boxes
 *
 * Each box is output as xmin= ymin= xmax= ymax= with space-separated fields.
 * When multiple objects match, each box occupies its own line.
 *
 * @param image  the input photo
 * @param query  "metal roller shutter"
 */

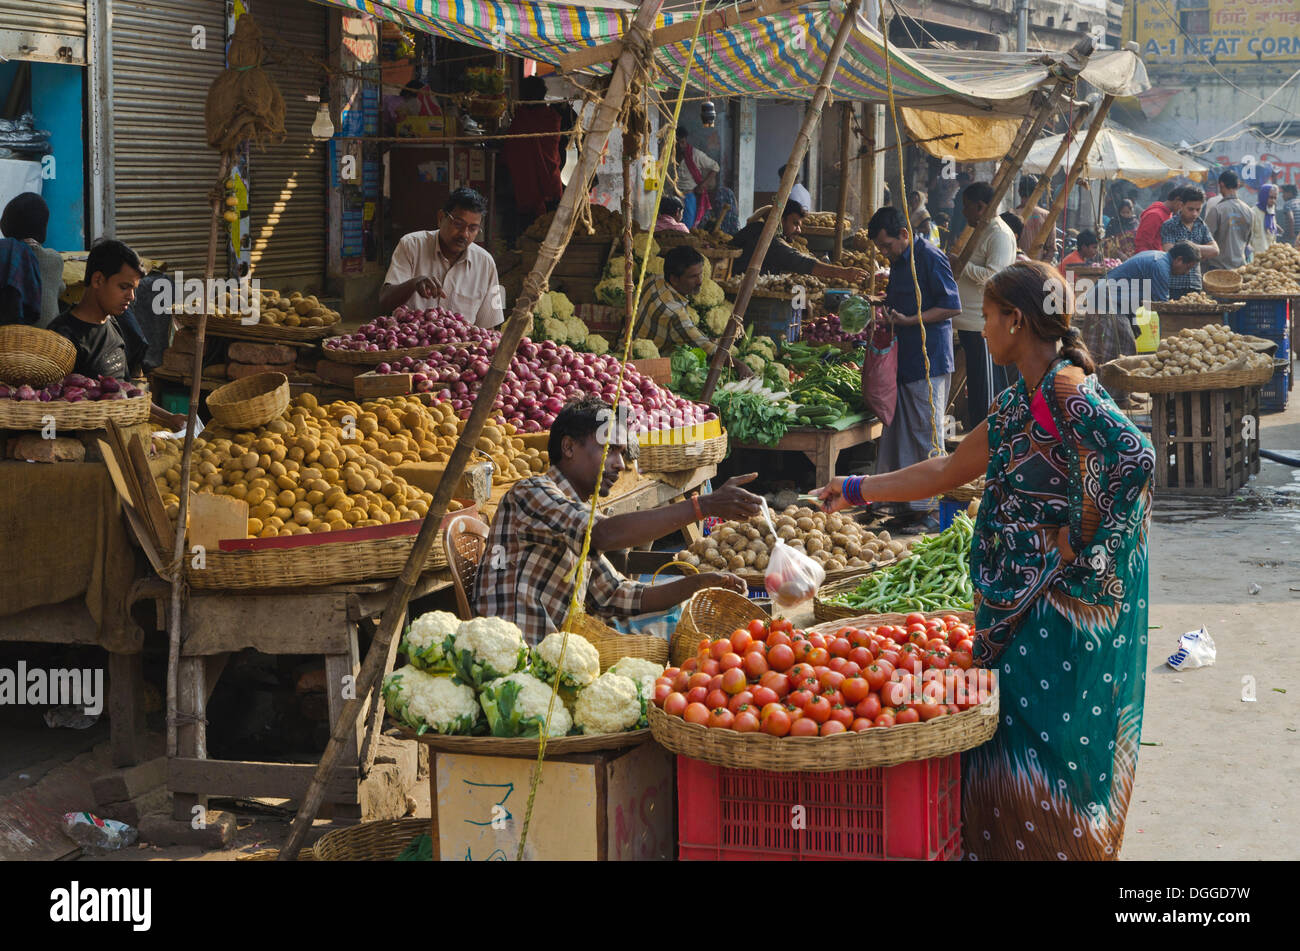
xmin=0 ymin=0 xmax=87 ymax=63
xmin=109 ymin=0 xmax=225 ymax=272
xmin=247 ymin=0 xmax=329 ymax=289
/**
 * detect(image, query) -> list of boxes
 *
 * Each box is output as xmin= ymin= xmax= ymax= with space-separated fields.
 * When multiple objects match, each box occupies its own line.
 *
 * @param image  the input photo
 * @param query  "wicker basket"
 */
xmin=942 ymin=478 xmax=985 ymax=504
xmin=811 ymin=571 xmax=885 ymax=623
xmin=636 ymin=431 xmax=728 ymax=473
xmin=175 ymin=311 xmax=337 ymax=342
xmin=0 ymin=325 xmax=76 ymax=386
xmin=570 ymin=609 xmax=669 ymax=672
xmin=236 ymin=846 xmax=316 ymax=861
xmin=206 ymin=372 xmax=290 ymax=429
xmin=0 ymin=393 xmax=151 ymax=430
xmin=1100 ymin=354 xmax=1276 ymax=394
xmin=671 ymin=586 xmax=770 ymax=667
xmin=400 ymin=725 xmax=651 ymax=757
xmin=1202 ymin=269 xmax=1243 ymax=294
xmin=321 ymin=341 xmax=441 ymax=365
xmin=312 ymin=818 xmax=429 ymax=861
xmin=648 ymin=692 xmax=998 ymax=771
xmin=187 ymin=530 xmax=448 ymax=589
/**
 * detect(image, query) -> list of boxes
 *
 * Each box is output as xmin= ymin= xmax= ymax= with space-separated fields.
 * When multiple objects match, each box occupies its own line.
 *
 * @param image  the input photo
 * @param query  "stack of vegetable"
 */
xmin=713 ymin=376 xmax=798 ymax=446
xmin=384 ymin=612 xmax=663 ymax=737
xmin=595 ymin=233 xmax=664 ymax=310
xmin=801 ymin=314 xmax=870 ymax=345
xmin=678 ymin=505 xmax=913 ymax=574
xmin=668 ymin=332 xmax=788 ymax=402
xmin=1236 ymin=242 xmax=1300 ymax=294
xmin=651 ymin=614 xmax=992 ymax=736
xmin=1133 ymin=326 xmax=1273 ymax=378
xmin=324 ymin=306 xmax=499 ymax=354
xmin=825 ymin=514 xmax=975 ymax=614
xmin=247 ymin=289 xmax=341 ymax=329
xmin=530 ymin=291 xmax=603 ymax=352
xmin=0 ymin=373 xmax=146 ymax=402
xmin=789 ymin=361 xmax=866 ymax=425
xmin=782 ymin=340 xmax=862 ymax=372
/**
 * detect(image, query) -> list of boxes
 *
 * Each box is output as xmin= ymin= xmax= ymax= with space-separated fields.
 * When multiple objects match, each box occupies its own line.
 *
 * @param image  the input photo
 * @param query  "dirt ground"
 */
xmin=5 ymin=382 xmax=1298 ymax=862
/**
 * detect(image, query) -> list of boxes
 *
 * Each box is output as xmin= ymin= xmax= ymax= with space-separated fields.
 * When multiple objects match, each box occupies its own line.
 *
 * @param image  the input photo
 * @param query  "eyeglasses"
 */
xmin=442 ymin=212 xmax=481 ymax=236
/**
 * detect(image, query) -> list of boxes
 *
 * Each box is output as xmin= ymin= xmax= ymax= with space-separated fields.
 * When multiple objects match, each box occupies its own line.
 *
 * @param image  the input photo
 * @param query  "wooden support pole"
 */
xmin=700 ymin=0 xmax=863 ymax=403
xmin=833 ymin=101 xmax=852 ymax=262
xmin=861 ymin=104 xmax=878 ymax=226
xmin=277 ymin=0 xmax=666 ymax=860
xmin=1028 ymin=94 xmax=1116 ymax=260
xmin=1017 ymin=97 xmax=1096 ymax=223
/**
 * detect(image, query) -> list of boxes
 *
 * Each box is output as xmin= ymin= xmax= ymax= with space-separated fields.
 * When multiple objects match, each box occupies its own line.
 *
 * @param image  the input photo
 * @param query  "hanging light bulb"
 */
xmin=309 ymin=88 xmax=334 ymax=140
xmin=700 ymin=100 xmax=716 ymax=127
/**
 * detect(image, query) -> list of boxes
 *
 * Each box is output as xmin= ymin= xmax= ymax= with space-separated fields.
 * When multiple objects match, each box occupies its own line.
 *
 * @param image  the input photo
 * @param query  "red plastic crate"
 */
xmin=677 ymin=753 xmax=961 ymax=860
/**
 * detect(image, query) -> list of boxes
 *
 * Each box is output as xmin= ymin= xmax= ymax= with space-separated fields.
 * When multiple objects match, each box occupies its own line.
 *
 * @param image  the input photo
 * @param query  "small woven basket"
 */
xmin=0 ymin=325 xmax=76 ymax=386
xmin=636 ymin=431 xmax=729 ymax=473
xmin=570 ymin=610 xmax=669 ymax=672
xmin=1202 ymin=269 xmax=1242 ymax=295
xmin=671 ymin=586 xmax=770 ymax=667
xmin=312 ymin=818 xmax=429 ymax=861
xmin=206 ymin=372 xmax=290 ymax=429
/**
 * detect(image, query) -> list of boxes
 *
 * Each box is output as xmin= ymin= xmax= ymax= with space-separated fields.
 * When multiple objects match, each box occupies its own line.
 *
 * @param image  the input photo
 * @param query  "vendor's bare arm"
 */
xmin=379 ymin=276 xmax=438 ymax=312
xmin=816 ymin=422 xmax=988 ymax=511
xmin=638 ymin=571 xmax=742 ymax=612
xmin=589 ymin=473 xmax=762 ymax=552
xmin=812 ymin=263 xmax=868 ymax=284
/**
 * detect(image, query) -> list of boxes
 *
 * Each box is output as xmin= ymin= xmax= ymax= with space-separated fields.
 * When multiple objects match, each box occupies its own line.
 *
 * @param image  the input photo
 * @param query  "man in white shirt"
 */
xmin=674 ymin=127 xmax=720 ymax=228
xmin=949 ymin=182 xmax=1017 ymax=431
xmin=1202 ymin=170 xmax=1253 ymax=271
xmin=380 ymin=187 xmax=504 ymax=328
xmin=780 ymin=164 xmax=813 ymax=213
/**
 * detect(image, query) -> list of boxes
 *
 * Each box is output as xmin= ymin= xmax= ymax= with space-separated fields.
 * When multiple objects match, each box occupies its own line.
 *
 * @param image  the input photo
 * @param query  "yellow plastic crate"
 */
xmin=638 ymin=417 xmax=722 ymax=446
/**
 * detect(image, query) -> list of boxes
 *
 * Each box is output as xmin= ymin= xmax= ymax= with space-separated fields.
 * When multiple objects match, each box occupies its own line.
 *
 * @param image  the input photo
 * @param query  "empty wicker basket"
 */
xmin=207 ymin=371 xmax=290 ymax=429
xmin=0 ymin=325 xmax=76 ymax=386
xmin=1203 ymin=269 xmax=1243 ymax=295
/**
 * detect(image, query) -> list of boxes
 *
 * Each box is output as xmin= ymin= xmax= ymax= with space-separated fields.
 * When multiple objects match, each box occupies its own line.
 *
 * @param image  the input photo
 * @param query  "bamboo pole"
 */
xmin=861 ymin=105 xmax=877 ymax=226
xmin=277 ymin=0 xmax=666 ymax=860
xmin=700 ymin=0 xmax=863 ymax=402
xmin=833 ymin=102 xmax=852 ymax=262
xmin=1028 ymin=94 xmax=1116 ymax=259
xmin=1017 ymin=98 xmax=1094 ymax=224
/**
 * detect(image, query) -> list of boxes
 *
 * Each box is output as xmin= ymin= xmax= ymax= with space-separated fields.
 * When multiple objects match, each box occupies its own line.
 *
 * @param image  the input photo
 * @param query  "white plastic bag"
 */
xmin=758 ymin=501 xmax=826 ymax=609
xmin=1167 ymin=627 xmax=1216 ymax=670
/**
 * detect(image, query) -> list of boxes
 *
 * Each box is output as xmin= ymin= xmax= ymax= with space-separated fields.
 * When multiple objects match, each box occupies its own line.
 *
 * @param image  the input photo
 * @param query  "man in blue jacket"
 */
xmin=867 ymin=206 xmax=962 ymax=533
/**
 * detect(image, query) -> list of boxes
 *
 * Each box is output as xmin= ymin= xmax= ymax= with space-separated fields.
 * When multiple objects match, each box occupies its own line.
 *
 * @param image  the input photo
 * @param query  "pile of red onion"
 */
xmin=324 ymin=306 xmax=500 ymax=353
xmin=802 ymin=314 xmax=869 ymax=344
xmin=378 ymin=338 xmax=713 ymax=433
xmin=0 ymin=373 xmax=145 ymax=402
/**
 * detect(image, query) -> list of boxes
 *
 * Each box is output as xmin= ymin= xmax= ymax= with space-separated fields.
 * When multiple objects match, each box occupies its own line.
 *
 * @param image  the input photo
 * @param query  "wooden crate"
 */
xmin=1151 ymin=385 xmax=1260 ymax=496
xmin=434 ymin=742 xmax=674 ymax=861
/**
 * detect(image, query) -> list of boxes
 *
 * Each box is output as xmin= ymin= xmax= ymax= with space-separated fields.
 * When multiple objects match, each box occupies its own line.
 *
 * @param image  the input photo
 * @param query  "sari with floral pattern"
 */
xmin=963 ymin=359 xmax=1154 ymax=860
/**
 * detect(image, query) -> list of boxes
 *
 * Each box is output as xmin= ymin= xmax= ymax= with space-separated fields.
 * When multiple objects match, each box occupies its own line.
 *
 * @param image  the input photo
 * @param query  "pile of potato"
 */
xmin=156 ymin=394 xmax=547 ymax=538
xmin=249 ymin=290 xmax=341 ymax=328
xmin=802 ymin=211 xmax=850 ymax=229
xmin=1136 ymin=326 xmax=1272 ymax=377
xmin=677 ymin=505 xmax=913 ymax=574
xmin=1237 ymin=244 xmax=1300 ymax=294
xmin=1162 ymin=291 xmax=1220 ymax=308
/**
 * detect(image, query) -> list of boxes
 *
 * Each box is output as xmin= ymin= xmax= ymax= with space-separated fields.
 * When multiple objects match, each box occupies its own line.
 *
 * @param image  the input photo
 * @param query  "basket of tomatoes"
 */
xmin=647 ymin=612 xmax=998 ymax=771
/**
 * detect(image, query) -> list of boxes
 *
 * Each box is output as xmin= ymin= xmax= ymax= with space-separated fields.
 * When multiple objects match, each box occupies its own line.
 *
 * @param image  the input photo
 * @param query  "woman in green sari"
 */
xmin=817 ymin=260 xmax=1154 ymax=860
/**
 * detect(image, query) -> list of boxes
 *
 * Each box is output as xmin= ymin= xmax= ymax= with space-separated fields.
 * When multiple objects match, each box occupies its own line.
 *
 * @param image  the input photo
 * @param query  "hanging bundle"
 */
xmin=204 ymin=14 xmax=287 ymax=153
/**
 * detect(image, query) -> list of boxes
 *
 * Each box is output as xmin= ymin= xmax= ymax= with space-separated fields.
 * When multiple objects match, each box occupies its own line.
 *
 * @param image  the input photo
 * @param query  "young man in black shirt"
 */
xmin=49 ymin=239 xmax=184 ymax=429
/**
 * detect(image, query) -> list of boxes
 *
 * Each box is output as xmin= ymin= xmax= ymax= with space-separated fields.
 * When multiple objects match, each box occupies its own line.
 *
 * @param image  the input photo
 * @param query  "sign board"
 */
xmin=1125 ymin=0 xmax=1300 ymax=68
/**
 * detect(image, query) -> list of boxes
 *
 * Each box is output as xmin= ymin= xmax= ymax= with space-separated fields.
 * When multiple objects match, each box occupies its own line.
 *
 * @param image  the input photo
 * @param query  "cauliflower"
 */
xmin=595 ymin=276 xmax=626 ymax=309
xmin=573 ymin=671 xmax=643 ymax=735
xmin=631 ymin=232 xmax=659 ymax=260
xmin=401 ymin=610 xmax=459 ymax=673
xmin=764 ymin=361 xmax=791 ymax=389
xmin=607 ymin=657 xmax=665 ymax=728
xmin=693 ymin=279 xmax=724 ymax=308
xmin=532 ymin=631 xmax=601 ymax=688
xmin=584 ymin=333 xmax=610 ymax=355
xmin=479 ymin=671 xmax=573 ymax=737
xmin=701 ymin=256 xmax=712 ymax=282
xmin=702 ymin=304 xmax=731 ymax=336
xmin=605 ymin=255 xmax=629 ymax=279
xmin=631 ymin=338 xmax=660 ymax=359
xmin=741 ymin=352 xmax=766 ymax=375
xmin=564 ymin=315 xmax=589 ymax=344
xmin=382 ymin=665 xmax=480 ymax=735
xmin=448 ymin=616 xmax=527 ymax=688
xmin=749 ymin=335 xmax=777 ymax=360
xmin=533 ymin=292 xmax=554 ymax=320
xmin=537 ymin=315 xmax=568 ymax=344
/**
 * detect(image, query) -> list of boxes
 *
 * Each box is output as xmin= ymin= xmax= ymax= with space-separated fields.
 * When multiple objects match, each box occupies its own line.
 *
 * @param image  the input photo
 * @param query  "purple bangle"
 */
xmin=843 ymin=475 xmax=866 ymax=507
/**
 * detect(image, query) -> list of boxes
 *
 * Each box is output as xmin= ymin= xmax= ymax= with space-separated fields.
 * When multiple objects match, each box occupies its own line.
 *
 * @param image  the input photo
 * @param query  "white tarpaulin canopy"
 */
xmin=1023 ymin=126 xmax=1209 ymax=187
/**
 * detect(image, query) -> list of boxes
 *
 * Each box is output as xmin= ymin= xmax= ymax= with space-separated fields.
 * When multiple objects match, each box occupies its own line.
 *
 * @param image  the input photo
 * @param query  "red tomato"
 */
xmin=683 ymin=702 xmax=710 ymax=725
xmin=855 ymin=693 xmax=882 ymax=720
xmin=895 ymin=707 xmax=920 ymax=725
xmin=706 ymin=688 xmax=730 ymax=710
xmin=759 ymin=701 xmax=784 ymax=721
xmin=840 ymin=661 xmax=862 ymax=678
xmin=921 ymin=679 xmax=946 ymax=704
xmin=920 ymin=667 xmax=944 ymax=685
xmin=821 ymin=688 xmax=844 ymax=708
xmin=721 ymin=668 xmax=748 ymax=695
xmin=904 ymin=613 xmax=927 ymax=627
xmin=708 ymin=707 xmax=735 ymax=729
xmin=653 ymin=682 xmax=672 ymax=706
xmin=686 ymin=672 xmax=711 ymax=691
xmin=850 ymin=717 xmax=873 ymax=732
xmin=924 ymin=618 xmax=945 ymax=635
xmin=719 ymin=652 xmax=743 ymax=672
xmin=877 ymin=649 xmax=901 ymax=667
xmin=925 ymin=637 xmax=948 ymax=652
xmin=789 ymin=717 xmax=819 ymax=736
xmin=708 ymin=674 xmax=724 ymax=693
xmin=663 ymin=666 xmax=680 ymax=681
xmin=916 ymin=701 xmax=945 ymax=721
xmin=730 ymin=630 xmax=754 ymax=655
xmin=873 ymin=712 xmax=897 ymax=728
xmin=841 ymin=675 xmax=871 ymax=704
xmin=792 ymin=640 xmax=814 ymax=663
xmin=743 ymin=651 xmax=769 ymax=679
xmin=807 ymin=647 xmax=831 ymax=667
xmin=671 ymin=672 xmax=689 ymax=692
xmin=946 ymin=704 xmax=962 ymax=716
xmin=864 ymin=663 xmax=890 ymax=692
xmin=820 ymin=720 xmax=847 ymax=736
xmin=728 ymin=690 xmax=754 ymax=713
xmin=817 ymin=670 xmax=844 ymax=693
xmin=956 ymin=638 xmax=974 ymax=653
xmin=848 ymin=628 xmax=872 ymax=649
xmin=748 ymin=618 xmax=768 ymax=639
xmin=770 ymin=618 xmax=794 ymax=634
xmin=828 ymin=704 xmax=854 ymax=727
xmin=761 ymin=708 xmax=791 ymax=736
xmin=767 ymin=643 xmax=795 ymax=671
xmin=747 ymin=683 xmax=776 ymax=707
xmin=804 ymin=695 xmax=832 ymax=724
xmin=700 ymin=658 xmax=721 ymax=677
xmin=710 ymin=639 xmax=733 ymax=661
xmin=950 ymin=651 xmax=974 ymax=671
xmin=807 ymin=632 xmax=827 ymax=649
xmin=849 ymin=646 xmax=873 ymax=668
xmin=925 ymin=650 xmax=950 ymax=670
xmin=787 ymin=688 xmax=815 ymax=710
xmin=760 ymin=672 xmax=791 ymax=699
xmin=734 ymin=710 xmax=761 ymax=732
xmin=685 ymin=686 xmax=708 ymax=705
xmin=681 ymin=657 xmax=699 ymax=673
xmin=827 ymin=656 xmax=849 ymax=674
xmin=787 ymin=663 xmax=817 ymax=688
xmin=829 ymin=637 xmax=852 ymax=659
xmin=908 ymin=630 xmax=931 ymax=648
xmin=663 ymin=692 xmax=687 ymax=717
xmin=881 ymin=680 xmax=910 ymax=708
xmin=783 ymin=703 xmax=804 ymax=722
xmin=941 ymin=614 xmax=962 ymax=629
xmin=896 ymin=654 xmax=923 ymax=677
xmin=766 ymin=630 xmax=792 ymax=650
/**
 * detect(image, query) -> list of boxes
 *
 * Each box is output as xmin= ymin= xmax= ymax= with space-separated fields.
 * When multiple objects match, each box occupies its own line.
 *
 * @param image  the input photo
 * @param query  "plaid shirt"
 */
xmin=472 ymin=467 xmax=647 ymax=644
xmin=1159 ymin=215 xmax=1211 ymax=298
xmin=633 ymin=275 xmax=715 ymax=355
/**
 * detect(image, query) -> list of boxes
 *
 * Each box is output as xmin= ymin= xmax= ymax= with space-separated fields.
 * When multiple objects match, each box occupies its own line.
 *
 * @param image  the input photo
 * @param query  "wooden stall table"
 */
xmin=732 ymin=415 xmax=883 ymax=486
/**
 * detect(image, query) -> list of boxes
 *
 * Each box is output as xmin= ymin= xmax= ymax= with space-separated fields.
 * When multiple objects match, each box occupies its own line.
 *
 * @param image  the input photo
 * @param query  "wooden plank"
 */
xmin=326 ymin=631 xmax=363 ymax=769
xmin=1152 ymin=396 xmax=1169 ymax=490
xmin=604 ymin=742 xmax=675 ymax=860
xmin=1174 ymin=392 xmax=1186 ymax=491
xmin=183 ymin=592 xmax=352 ymax=655
xmin=1212 ymin=388 xmax=1227 ymax=491
xmin=126 ymin=433 xmax=174 ymax=555
xmin=172 ymin=655 xmax=206 ymax=821
xmin=108 ymin=652 xmax=144 ymax=768
xmin=168 ymin=758 xmax=358 ymax=801
xmin=347 ymin=570 xmax=454 ymax=620
xmin=1190 ymin=391 xmax=1204 ymax=490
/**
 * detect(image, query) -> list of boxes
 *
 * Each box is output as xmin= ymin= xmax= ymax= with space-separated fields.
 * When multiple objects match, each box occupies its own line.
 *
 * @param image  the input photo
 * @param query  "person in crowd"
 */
xmin=1017 ymin=175 xmax=1054 ymax=258
xmin=48 ymin=239 xmax=183 ymax=428
xmin=1159 ymin=186 xmax=1217 ymax=298
xmin=933 ymin=211 xmax=951 ymax=248
xmin=815 ymin=260 xmax=1154 ymax=861
xmin=731 ymin=200 xmax=869 ymax=283
xmin=948 ymin=171 xmax=972 ymax=241
xmin=1135 ymin=186 xmax=1185 ymax=253
xmin=634 ymin=245 xmax=744 ymax=375
xmin=654 ymin=195 xmax=691 ymax=234
xmin=1279 ymin=183 xmax=1300 ymax=245
xmin=1249 ymin=183 xmax=1280 ymax=256
xmin=0 ymin=192 xmax=63 ymax=327
xmin=1202 ymin=171 xmax=1254 ymax=271
xmin=1104 ymin=198 xmax=1137 ymax=236
xmin=779 ymin=163 xmax=812 ymax=214
xmin=674 ymin=127 xmax=720 ymax=229
xmin=908 ymin=189 xmax=941 ymax=244
xmin=1058 ymin=229 xmax=1102 ymax=274
xmin=866 ymin=205 xmax=962 ymax=533
xmin=473 ymin=398 xmax=762 ymax=643
xmin=1000 ymin=211 xmax=1032 ymax=262
xmin=950 ymin=182 xmax=1017 ymax=433
xmin=501 ymin=75 xmax=563 ymax=234
xmin=380 ymin=187 xmax=502 ymax=328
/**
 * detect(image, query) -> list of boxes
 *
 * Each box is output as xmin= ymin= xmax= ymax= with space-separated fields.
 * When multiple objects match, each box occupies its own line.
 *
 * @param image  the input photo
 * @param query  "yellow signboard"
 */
xmin=1126 ymin=0 xmax=1300 ymax=67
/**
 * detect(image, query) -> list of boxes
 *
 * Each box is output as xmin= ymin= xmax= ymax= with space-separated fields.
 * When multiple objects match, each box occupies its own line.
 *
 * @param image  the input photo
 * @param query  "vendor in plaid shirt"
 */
xmin=473 ymin=397 xmax=761 ymax=643
xmin=1159 ymin=185 xmax=1219 ymax=299
xmin=634 ymin=246 xmax=750 ymax=376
